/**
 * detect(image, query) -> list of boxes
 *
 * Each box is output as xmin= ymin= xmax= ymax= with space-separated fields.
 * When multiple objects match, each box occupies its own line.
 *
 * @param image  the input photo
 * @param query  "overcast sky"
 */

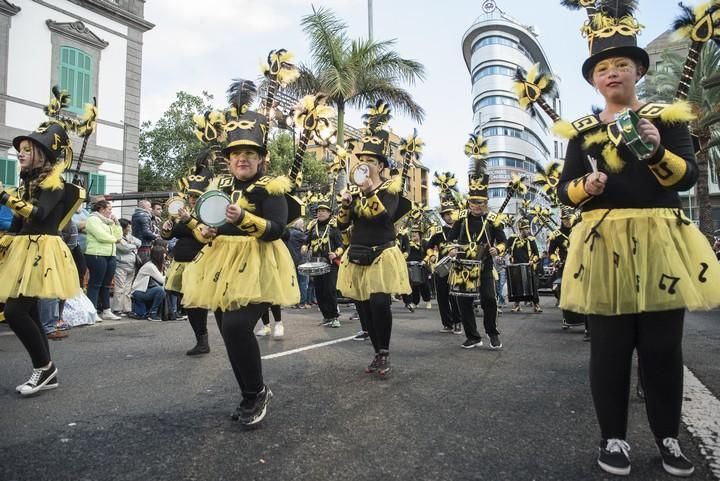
xmin=140 ymin=0 xmax=679 ymax=195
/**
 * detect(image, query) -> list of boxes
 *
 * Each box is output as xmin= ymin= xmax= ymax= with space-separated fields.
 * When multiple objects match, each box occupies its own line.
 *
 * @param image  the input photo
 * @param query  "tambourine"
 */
xmin=350 ymin=163 xmax=370 ymax=186
xmin=195 ymin=190 xmax=230 ymax=227
xmin=165 ymin=196 xmax=186 ymax=218
xmin=615 ymin=108 xmax=655 ymax=160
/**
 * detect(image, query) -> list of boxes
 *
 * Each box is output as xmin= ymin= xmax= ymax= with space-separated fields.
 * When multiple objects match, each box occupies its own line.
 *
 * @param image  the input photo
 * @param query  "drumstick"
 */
xmin=587 ymin=155 xmax=598 ymax=174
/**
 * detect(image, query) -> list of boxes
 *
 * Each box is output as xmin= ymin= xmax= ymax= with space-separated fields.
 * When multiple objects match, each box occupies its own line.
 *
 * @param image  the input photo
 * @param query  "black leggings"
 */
xmin=261 ymin=305 xmax=282 ymax=326
xmin=187 ymin=307 xmax=209 ymax=337
xmin=5 ymin=297 xmax=51 ymax=368
xmin=588 ymin=309 xmax=684 ymax=440
xmin=356 ymin=293 xmax=392 ymax=353
xmin=215 ymin=303 xmax=269 ymax=399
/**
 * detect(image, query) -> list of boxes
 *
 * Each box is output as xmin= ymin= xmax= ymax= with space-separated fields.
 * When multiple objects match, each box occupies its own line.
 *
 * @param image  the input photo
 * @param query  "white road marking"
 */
xmin=261 ymin=335 xmax=357 ymax=360
xmin=682 ymin=366 xmax=720 ymax=479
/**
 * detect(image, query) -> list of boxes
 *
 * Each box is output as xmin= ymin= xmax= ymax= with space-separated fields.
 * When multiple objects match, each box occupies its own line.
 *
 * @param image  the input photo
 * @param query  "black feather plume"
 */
xmin=598 ymin=0 xmax=638 ymax=18
xmin=227 ymin=79 xmax=257 ymax=114
xmin=672 ymin=2 xmax=697 ymax=30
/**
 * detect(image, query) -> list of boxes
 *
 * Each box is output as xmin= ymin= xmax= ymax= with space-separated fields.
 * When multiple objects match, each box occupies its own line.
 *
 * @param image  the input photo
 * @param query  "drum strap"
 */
xmin=463 ymin=217 xmax=489 ymax=258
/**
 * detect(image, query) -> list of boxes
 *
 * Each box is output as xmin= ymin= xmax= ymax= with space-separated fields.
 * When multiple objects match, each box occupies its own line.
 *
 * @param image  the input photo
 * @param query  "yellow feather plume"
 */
xmin=265 ymin=175 xmax=293 ymax=195
xmin=551 ymin=120 xmax=579 ymax=139
xmin=602 ymin=143 xmax=624 ymax=173
xmin=385 ymin=175 xmax=403 ymax=194
xmin=659 ymin=100 xmax=697 ymax=124
xmin=582 ymin=130 xmax=609 ymax=149
xmin=39 ymin=161 xmax=66 ymax=191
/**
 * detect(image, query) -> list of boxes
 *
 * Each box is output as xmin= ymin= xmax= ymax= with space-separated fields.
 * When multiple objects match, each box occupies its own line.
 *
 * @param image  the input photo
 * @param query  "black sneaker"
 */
xmin=237 ymin=386 xmax=273 ymax=426
xmin=353 ymin=331 xmax=369 ymax=341
xmin=489 ymin=334 xmax=503 ymax=350
xmin=439 ymin=325 xmax=454 ymax=333
xmin=461 ymin=338 xmax=483 ymax=349
xmin=365 ymin=354 xmax=380 ymax=373
xmin=377 ymin=352 xmax=391 ymax=377
xmin=597 ymin=439 xmax=631 ymax=476
xmin=657 ymin=438 xmax=694 ymax=477
xmin=453 ymin=323 xmax=463 ymax=334
xmin=16 ymin=363 xmax=59 ymax=396
xmin=405 ymin=304 xmax=415 ymax=313
xmin=231 ymin=397 xmax=254 ymax=421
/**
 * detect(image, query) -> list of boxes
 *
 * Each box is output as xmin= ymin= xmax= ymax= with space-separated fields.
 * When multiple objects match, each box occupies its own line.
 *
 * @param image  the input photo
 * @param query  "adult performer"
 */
xmin=507 ymin=218 xmax=542 ymax=313
xmin=182 ymin=82 xmax=299 ymax=426
xmin=162 ymin=151 xmax=213 ymax=355
xmin=0 ymin=121 xmax=84 ymax=395
xmin=336 ymin=101 xmax=411 ymax=377
xmin=556 ymin=1 xmax=720 ymax=476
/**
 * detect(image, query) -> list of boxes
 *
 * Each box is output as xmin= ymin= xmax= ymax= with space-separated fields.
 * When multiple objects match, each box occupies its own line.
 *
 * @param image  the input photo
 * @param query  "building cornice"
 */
xmin=47 ymin=19 xmax=109 ymax=49
xmin=0 ymin=0 xmax=21 ymax=16
xmin=67 ymin=0 xmax=154 ymax=32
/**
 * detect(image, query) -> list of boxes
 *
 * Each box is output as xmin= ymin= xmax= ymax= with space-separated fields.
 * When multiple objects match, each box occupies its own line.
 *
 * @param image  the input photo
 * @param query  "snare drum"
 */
xmin=448 ymin=258 xmax=483 ymax=298
xmin=298 ymin=258 xmax=331 ymax=277
xmin=433 ymin=256 xmax=452 ymax=278
xmin=507 ymin=263 xmax=536 ymax=302
xmin=165 ymin=196 xmax=186 ymax=218
xmin=196 ymin=190 xmax=231 ymax=227
xmin=407 ymin=261 xmax=425 ymax=286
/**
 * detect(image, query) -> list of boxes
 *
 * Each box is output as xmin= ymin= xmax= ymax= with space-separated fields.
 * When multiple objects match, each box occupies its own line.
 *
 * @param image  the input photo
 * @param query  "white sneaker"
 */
xmin=94 ymin=313 xmax=103 ymax=323
xmin=101 ymin=309 xmax=121 ymax=320
xmin=255 ymin=325 xmax=271 ymax=336
xmin=273 ymin=322 xmax=284 ymax=338
xmin=426 ymin=302 xmax=432 ymax=309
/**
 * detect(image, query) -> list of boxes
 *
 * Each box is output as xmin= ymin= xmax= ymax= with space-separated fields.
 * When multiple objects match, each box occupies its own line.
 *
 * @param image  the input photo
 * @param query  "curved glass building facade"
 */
xmin=462 ymin=7 xmax=563 ymax=216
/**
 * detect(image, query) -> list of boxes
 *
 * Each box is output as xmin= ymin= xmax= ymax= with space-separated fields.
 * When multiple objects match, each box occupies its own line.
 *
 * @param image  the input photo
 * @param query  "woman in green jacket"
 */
xmin=85 ymin=199 xmax=122 ymax=320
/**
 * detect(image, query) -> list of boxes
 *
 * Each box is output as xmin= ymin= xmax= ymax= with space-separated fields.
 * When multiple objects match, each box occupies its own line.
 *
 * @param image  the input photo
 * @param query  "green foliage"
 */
xmin=138 ymin=91 xmax=216 ymax=191
xmin=266 ymin=131 xmax=330 ymax=191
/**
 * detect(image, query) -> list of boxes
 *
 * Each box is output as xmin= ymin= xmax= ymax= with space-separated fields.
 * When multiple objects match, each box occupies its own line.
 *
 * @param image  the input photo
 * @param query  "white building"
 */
xmin=0 ymin=0 xmax=153 ymax=208
xmin=461 ymin=3 xmax=562 ymax=218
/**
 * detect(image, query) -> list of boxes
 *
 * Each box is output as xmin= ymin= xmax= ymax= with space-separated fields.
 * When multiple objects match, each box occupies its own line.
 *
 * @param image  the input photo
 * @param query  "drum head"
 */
xmin=196 ymin=190 xmax=230 ymax=227
xmin=166 ymin=197 xmax=185 ymax=216
xmin=352 ymin=164 xmax=369 ymax=185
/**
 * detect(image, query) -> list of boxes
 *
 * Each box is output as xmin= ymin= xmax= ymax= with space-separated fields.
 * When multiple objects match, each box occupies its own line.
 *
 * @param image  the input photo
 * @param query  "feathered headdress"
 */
xmin=433 ymin=171 xmax=460 ymax=214
xmin=464 ymin=134 xmax=489 ymax=200
xmin=513 ymin=64 xmax=561 ymax=122
xmin=227 ymin=79 xmax=258 ymax=118
xmin=362 ymin=100 xmax=392 ymax=134
xmin=356 ymin=100 xmax=393 ymax=164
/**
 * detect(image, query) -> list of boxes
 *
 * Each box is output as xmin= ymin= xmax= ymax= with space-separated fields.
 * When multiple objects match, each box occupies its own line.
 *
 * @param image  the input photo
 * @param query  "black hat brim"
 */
xmin=355 ymin=151 xmax=388 ymax=167
xmin=12 ymin=135 xmax=55 ymax=164
xmin=582 ymin=46 xmax=649 ymax=83
xmin=222 ymin=142 xmax=267 ymax=158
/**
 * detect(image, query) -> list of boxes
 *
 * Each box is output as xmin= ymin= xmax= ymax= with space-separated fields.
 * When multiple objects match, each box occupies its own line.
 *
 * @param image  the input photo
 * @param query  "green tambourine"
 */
xmin=195 ymin=190 xmax=230 ymax=227
xmin=615 ymin=108 xmax=655 ymax=160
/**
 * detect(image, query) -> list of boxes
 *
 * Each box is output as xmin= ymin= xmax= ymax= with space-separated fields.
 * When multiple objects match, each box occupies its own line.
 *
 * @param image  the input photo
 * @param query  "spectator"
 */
xmin=150 ymin=201 xmax=163 ymax=237
xmin=71 ymin=204 xmax=90 ymax=286
xmin=130 ymin=245 xmax=166 ymax=321
xmin=286 ymin=218 xmax=309 ymax=308
xmin=112 ymin=218 xmax=140 ymax=316
xmin=131 ymin=200 xmax=157 ymax=263
xmin=0 ymin=204 xmax=12 ymax=231
xmin=494 ymin=253 xmax=507 ymax=307
xmin=85 ymin=200 xmax=122 ymax=320
xmin=39 ymin=299 xmax=67 ymax=340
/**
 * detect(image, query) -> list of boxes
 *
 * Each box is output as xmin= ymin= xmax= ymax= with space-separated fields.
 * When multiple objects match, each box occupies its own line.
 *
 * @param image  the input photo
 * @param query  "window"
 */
xmin=482 ymin=126 xmax=550 ymax=157
xmin=62 ymin=170 xmax=106 ymax=194
xmin=89 ymin=173 xmax=106 ymax=195
xmin=473 ymin=95 xmax=520 ymax=112
xmin=472 ymin=65 xmax=515 ymax=83
xmin=470 ymin=35 xmax=535 ymax=63
xmin=59 ymin=47 xmax=92 ymax=113
xmin=487 ymin=157 xmax=539 ymax=173
xmin=0 ymin=158 xmax=17 ymax=186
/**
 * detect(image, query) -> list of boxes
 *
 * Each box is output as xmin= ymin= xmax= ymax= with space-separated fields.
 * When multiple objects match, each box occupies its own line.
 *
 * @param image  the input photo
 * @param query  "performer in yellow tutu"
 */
xmin=0 ymin=121 xmax=84 ymax=396
xmin=161 ymin=150 xmax=214 ymax=356
xmin=182 ymin=80 xmax=299 ymax=426
xmin=336 ymin=101 xmax=412 ymax=377
xmin=557 ymin=1 xmax=720 ymax=476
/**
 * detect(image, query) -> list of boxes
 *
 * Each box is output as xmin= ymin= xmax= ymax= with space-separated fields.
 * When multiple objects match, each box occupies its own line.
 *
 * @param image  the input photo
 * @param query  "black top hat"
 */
xmin=464 ymin=134 xmax=490 ymax=200
xmin=578 ymin=0 xmax=649 ymax=82
xmin=518 ymin=218 xmax=531 ymax=229
xmin=12 ymin=122 xmax=71 ymax=165
xmin=433 ymin=172 xmax=460 ymax=214
xmin=222 ymin=110 xmax=268 ymax=157
xmin=315 ymin=192 xmax=332 ymax=211
xmin=468 ymin=174 xmax=490 ymax=200
xmin=357 ymin=100 xmax=392 ymax=166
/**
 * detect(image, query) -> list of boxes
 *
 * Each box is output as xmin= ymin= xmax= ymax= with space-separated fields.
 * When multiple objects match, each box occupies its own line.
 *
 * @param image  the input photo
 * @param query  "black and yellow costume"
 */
xmin=1 ymin=121 xmax=84 ymax=373
xmin=306 ymin=195 xmax=343 ymax=321
xmin=401 ymin=230 xmax=431 ymax=307
xmin=507 ymin=224 xmax=540 ymax=305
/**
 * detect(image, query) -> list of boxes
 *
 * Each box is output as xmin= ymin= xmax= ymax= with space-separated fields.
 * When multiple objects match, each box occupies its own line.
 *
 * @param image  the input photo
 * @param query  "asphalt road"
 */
xmin=1 ymin=297 xmax=718 ymax=481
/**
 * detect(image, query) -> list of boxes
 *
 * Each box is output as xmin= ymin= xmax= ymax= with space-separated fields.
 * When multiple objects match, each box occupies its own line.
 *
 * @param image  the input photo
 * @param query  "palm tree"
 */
xmin=638 ymin=42 xmax=720 ymax=236
xmin=292 ymin=6 xmax=426 ymax=149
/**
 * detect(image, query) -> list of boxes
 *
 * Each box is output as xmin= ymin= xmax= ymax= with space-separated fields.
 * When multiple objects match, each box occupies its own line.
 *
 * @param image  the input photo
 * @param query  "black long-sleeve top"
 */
xmin=212 ymin=173 xmax=288 ymax=242
xmin=426 ymin=225 xmax=455 ymax=257
xmin=162 ymin=220 xmax=204 ymax=262
xmin=1 ymin=170 xmax=68 ymax=236
xmin=548 ymin=225 xmax=572 ymax=263
xmin=403 ymin=239 xmax=427 ymax=262
xmin=336 ymin=181 xmax=400 ymax=247
xmin=507 ymin=235 xmax=539 ymax=264
xmin=448 ymin=211 xmax=507 ymax=266
xmin=558 ymin=107 xmax=697 ymax=210
xmin=307 ymin=218 xmax=342 ymax=258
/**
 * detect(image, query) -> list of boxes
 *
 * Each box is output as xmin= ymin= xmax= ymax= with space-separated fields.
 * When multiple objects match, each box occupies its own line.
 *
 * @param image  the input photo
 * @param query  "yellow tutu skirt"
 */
xmin=0 ymin=234 xmax=80 ymax=301
xmin=181 ymin=236 xmax=299 ymax=311
xmin=560 ymin=208 xmax=720 ymax=315
xmin=336 ymin=245 xmax=411 ymax=301
xmin=165 ymin=261 xmax=187 ymax=293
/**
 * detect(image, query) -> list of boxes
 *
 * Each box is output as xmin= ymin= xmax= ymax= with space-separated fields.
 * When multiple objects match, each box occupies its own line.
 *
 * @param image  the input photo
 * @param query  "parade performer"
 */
xmin=336 ymin=101 xmax=412 ymax=377
xmin=306 ymin=192 xmax=343 ymax=327
xmin=402 ymin=226 xmax=432 ymax=309
xmin=448 ymin=140 xmax=507 ymax=350
xmin=182 ymin=79 xmax=299 ymax=426
xmin=161 ymin=150 xmax=214 ymax=356
xmin=507 ymin=218 xmax=542 ymax=313
xmin=0 ymin=120 xmax=84 ymax=396
xmin=557 ymin=0 xmax=720 ymax=475
xmin=427 ymin=172 xmax=462 ymax=334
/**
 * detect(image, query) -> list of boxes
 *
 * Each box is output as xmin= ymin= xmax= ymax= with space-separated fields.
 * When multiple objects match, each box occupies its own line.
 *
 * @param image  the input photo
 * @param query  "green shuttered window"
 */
xmin=59 ymin=46 xmax=92 ymax=113
xmin=0 ymin=158 xmax=17 ymax=187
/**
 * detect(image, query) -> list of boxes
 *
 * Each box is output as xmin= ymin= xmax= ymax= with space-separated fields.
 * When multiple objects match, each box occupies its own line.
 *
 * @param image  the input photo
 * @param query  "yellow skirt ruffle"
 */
xmin=0 ymin=234 xmax=80 ymax=301
xmin=560 ymin=208 xmax=720 ymax=315
xmin=165 ymin=261 xmax=187 ymax=293
xmin=336 ymin=245 xmax=411 ymax=301
xmin=181 ymin=236 xmax=299 ymax=311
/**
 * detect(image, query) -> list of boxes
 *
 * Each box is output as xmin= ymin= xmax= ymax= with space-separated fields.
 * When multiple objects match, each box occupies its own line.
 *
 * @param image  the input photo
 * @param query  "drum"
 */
xmin=298 ymin=258 xmax=331 ymax=277
xmin=350 ymin=163 xmax=369 ymax=186
xmin=448 ymin=258 xmax=483 ymax=298
xmin=507 ymin=263 xmax=536 ymax=302
xmin=195 ymin=190 xmax=231 ymax=227
xmin=407 ymin=261 xmax=425 ymax=286
xmin=615 ymin=108 xmax=655 ymax=160
xmin=433 ymin=256 xmax=452 ymax=278
xmin=165 ymin=196 xmax=185 ymax=218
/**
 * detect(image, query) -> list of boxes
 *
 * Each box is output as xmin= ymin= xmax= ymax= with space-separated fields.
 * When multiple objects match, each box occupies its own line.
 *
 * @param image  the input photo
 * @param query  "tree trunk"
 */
xmin=695 ymin=129 xmax=714 ymax=238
